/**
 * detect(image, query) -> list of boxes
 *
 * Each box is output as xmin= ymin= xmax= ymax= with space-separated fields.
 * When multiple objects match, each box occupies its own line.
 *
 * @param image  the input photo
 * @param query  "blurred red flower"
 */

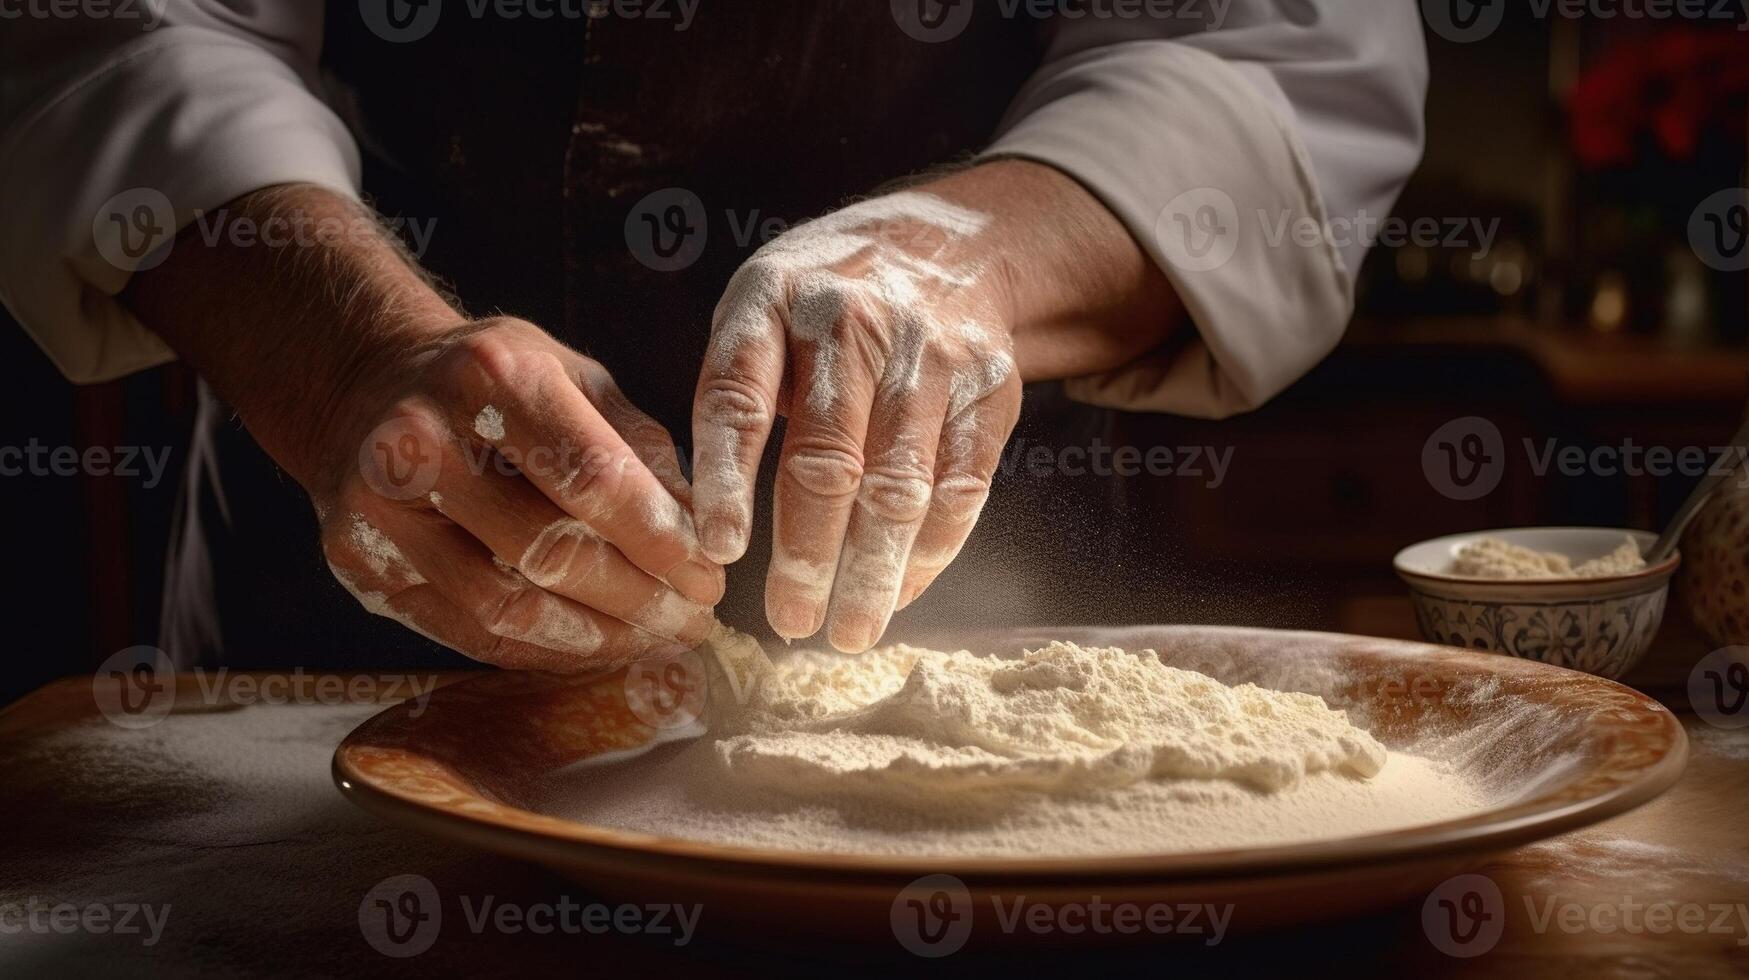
xmin=1568 ymin=28 xmax=1749 ymax=169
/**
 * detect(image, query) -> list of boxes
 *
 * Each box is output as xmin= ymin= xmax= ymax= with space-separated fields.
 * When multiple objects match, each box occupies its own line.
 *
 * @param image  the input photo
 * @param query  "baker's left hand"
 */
xmin=691 ymin=160 xmax=1179 ymax=652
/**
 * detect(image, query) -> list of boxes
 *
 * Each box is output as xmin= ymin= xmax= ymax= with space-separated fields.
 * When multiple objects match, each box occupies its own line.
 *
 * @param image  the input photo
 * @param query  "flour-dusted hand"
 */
xmin=323 ymin=317 xmax=725 ymax=671
xmin=693 ymin=190 xmax=1023 ymax=652
xmin=691 ymin=160 xmax=1186 ymax=651
xmin=121 ymin=187 xmax=731 ymax=673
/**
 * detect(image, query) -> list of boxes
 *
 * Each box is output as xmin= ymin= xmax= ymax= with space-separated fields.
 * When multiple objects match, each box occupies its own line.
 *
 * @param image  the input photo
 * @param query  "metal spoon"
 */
xmin=1644 ymin=417 xmax=1749 ymax=564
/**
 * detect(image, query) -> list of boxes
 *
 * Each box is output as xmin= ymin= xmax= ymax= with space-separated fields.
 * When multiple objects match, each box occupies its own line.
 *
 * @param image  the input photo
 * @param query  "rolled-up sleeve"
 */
xmin=0 ymin=7 xmax=360 ymax=383
xmin=984 ymin=3 xmax=1428 ymax=417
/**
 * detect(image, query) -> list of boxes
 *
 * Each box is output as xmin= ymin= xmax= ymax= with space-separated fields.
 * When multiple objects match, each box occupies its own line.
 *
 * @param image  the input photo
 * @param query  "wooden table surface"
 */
xmin=3 ymin=621 xmax=1747 ymax=979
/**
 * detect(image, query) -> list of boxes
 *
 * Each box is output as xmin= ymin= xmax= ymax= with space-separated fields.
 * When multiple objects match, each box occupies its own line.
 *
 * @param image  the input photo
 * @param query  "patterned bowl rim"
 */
xmin=1393 ymin=527 xmax=1680 ymax=592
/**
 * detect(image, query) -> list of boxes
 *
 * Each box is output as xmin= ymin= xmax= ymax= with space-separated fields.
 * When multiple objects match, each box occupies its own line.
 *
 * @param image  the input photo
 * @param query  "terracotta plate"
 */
xmin=333 ymin=626 xmax=1687 ymax=941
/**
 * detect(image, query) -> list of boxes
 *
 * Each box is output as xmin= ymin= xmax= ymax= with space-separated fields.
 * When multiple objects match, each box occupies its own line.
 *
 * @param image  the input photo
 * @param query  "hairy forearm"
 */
xmin=121 ymin=184 xmax=459 ymax=484
xmin=914 ymin=159 xmax=1182 ymax=382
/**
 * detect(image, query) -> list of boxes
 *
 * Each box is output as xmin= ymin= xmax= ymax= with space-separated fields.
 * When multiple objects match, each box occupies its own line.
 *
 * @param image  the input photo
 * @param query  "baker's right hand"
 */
xmin=313 ymin=317 xmax=722 ymax=672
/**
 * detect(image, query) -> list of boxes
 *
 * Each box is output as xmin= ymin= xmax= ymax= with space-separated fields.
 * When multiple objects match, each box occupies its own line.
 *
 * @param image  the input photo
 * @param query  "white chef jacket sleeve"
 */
xmin=983 ymin=3 xmax=1428 ymax=417
xmin=0 ymin=7 xmax=360 ymax=383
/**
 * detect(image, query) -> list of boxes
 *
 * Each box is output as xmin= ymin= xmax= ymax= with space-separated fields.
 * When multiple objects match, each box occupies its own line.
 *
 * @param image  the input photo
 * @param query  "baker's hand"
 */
xmin=692 ymin=187 xmax=1025 ymax=652
xmin=319 ymin=317 xmax=724 ymax=671
xmin=123 ymin=186 xmax=727 ymax=673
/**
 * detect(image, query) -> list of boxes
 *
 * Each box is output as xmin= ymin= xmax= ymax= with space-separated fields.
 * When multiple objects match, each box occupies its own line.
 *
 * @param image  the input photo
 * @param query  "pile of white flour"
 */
xmin=546 ymin=640 xmax=1488 ymax=857
xmin=1449 ymin=536 xmax=1645 ymax=579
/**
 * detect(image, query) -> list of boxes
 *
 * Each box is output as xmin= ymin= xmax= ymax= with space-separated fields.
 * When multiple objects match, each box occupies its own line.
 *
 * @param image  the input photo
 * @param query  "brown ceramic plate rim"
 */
xmin=333 ymin=627 xmax=1689 ymax=885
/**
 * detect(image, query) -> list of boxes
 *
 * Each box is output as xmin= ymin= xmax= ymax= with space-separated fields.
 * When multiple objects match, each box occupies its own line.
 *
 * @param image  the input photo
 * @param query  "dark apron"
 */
xmin=164 ymin=4 xmax=1133 ymax=668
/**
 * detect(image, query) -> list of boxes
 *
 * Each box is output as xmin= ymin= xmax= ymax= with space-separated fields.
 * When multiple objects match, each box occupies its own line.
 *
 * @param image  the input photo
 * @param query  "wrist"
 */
xmin=915 ymin=159 xmax=1181 ymax=382
xmin=122 ymin=184 xmax=459 ymax=490
xmin=269 ymin=310 xmax=459 ymax=498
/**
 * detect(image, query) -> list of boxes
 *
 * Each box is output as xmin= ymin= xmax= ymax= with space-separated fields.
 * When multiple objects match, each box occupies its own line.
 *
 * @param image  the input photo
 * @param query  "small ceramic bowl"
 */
xmin=1393 ymin=527 xmax=1680 ymax=679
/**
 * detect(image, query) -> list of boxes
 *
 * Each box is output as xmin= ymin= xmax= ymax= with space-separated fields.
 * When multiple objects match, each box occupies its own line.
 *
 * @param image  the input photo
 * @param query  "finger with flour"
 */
xmin=366 ymin=502 xmax=691 ymax=670
xmin=586 ymin=368 xmax=697 ymax=507
xmin=371 ymin=583 xmax=612 ymax=672
xmin=323 ymin=511 xmax=621 ymax=673
xmin=692 ymin=269 xmax=787 ymax=565
xmin=763 ymin=285 xmax=885 ymax=640
xmin=897 ymin=382 xmax=1021 ymax=611
xmin=823 ymin=372 xmax=950 ymax=653
xmin=456 ymin=352 xmax=722 ymax=606
xmin=425 ymin=453 xmax=714 ymax=645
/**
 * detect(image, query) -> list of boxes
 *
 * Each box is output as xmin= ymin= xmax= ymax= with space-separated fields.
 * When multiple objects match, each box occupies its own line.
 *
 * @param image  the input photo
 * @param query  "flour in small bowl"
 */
xmin=1448 ymin=536 xmax=1646 ymax=580
xmin=542 ymin=639 xmax=1487 ymax=857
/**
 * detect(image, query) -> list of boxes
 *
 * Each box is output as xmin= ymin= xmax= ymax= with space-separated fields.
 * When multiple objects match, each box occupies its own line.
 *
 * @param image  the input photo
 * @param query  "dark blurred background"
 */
xmin=4 ymin=11 xmax=1746 ymax=704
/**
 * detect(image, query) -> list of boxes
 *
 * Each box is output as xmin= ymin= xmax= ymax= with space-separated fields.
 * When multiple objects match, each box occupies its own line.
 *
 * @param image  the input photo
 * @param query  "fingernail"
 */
xmin=700 ymin=519 xmax=747 ymax=565
xmin=829 ymin=612 xmax=880 ymax=654
xmin=896 ymin=583 xmax=922 ymax=610
xmin=770 ymin=601 xmax=821 ymax=639
xmin=637 ymin=588 xmax=715 ymax=644
xmin=679 ymin=607 xmax=716 ymax=645
xmin=668 ymin=560 xmax=725 ymax=605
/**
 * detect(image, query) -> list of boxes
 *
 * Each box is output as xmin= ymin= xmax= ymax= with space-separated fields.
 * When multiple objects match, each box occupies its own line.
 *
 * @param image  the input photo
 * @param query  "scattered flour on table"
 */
xmin=1449 ymin=536 xmax=1645 ymax=579
xmin=547 ymin=640 xmax=1488 ymax=857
